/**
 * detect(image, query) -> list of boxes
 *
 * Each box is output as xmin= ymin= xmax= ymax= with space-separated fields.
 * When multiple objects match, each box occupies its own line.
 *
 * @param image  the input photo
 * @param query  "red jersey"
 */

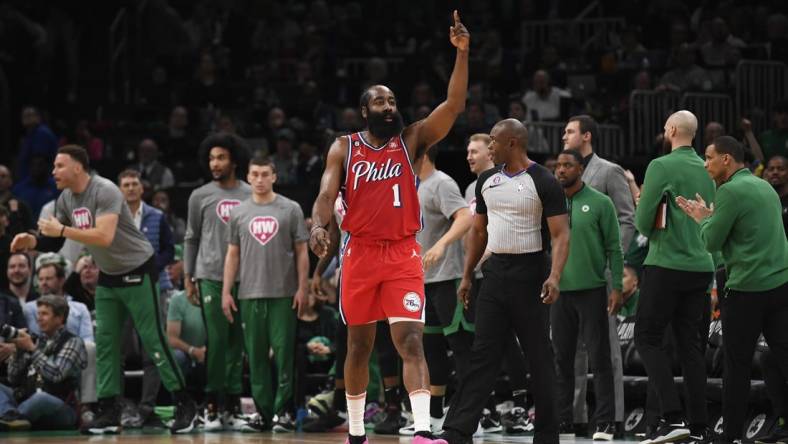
xmin=341 ymin=132 xmax=421 ymax=240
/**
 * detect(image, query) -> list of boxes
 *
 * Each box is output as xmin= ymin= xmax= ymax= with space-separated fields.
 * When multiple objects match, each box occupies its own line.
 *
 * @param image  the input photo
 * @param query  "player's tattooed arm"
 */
xmin=405 ymin=10 xmax=469 ymax=161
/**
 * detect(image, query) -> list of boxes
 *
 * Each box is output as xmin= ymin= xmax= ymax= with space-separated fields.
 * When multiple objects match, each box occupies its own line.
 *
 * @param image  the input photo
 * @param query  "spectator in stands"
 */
xmin=298 ymin=138 xmax=323 ymax=188
xmin=152 ymin=190 xmax=186 ymax=244
xmin=468 ymin=83 xmax=501 ymax=127
xmin=215 ymin=113 xmax=237 ymax=134
xmin=167 ymin=245 xmax=184 ymax=291
xmin=0 ymin=277 xmax=26 ymax=366
xmin=5 ymin=252 xmax=37 ymax=305
xmin=406 ymin=82 xmax=436 ymax=124
xmin=160 ymin=106 xmax=201 ymax=186
xmin=657 ymin=44 xmax=712 ymax=93
xmin=264 ymin=107 xmax=288 ymax=146
xmin=12 ymin=154 xmax=58 ymax=219
xmin=522 ymin=70 xmax=570 ymax=121
xmin=544 ymin=155 xmax=558 ymax=173
xmin=17 ymin=106 xmax=58 ymax=182
xmin=64 ymin=255 xmax=97 ymax=312
xmin=167 ymin=288 xmax=206 ymax=387
xmin=765 ymin=13 xmax=788 ymax=62
xmin=703 ymin=121 xmax=725 ymax=149
xmin=764 ymin=155 xmax=788 ymax=237
xmin=757 ymin=99 xmax=788 ymax=161
xmin=0 ymin=165 xmax=34 ymax=236
xmin=119 ymin=169 xmax=175 ymax=294
xmin=337 ymin=107 xmax=363 ymax=134
xmin=507 ymin=100 xmax=550 ymax=154
xmin=60 ymin=120 xmax=103 ymax=164
xmin=538 ymin=45 xmax=568 ymax=88
xmin=615 ymin=26 xmax=648 ymax=70
xmin=129 ymin=138 xmax=175 ymax=191
xmin=0 ymin=206 xmax=10 ymax=292
xmin=700 ymin=17 xmax=746 ymax=69
xmin=184 ymin=51 xmax=226 ymax=109
xmin=296 ymin=291 xmax=338 ymax=408
xmin=272 ymin=128 xmax=299 ymax=185
xmin=24 ymin=260 xmax=92 ymax=341
xmin=619 ymin=264 xmax=641 ymax=319
xmin=0 ymin=295 xmax=86 ymax=431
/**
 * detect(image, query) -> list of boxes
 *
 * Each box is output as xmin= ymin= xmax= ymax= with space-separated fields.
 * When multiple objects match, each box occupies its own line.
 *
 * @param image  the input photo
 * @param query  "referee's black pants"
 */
xmin=443 ymin=252 xmax=558 ymax=444
xmin=720 ymin=281 xmax=788 ymax=441
xmin=551 ymin=287 xmax=615 ymax=424
xmin=634 ymin=266 xmax=711 ymax=426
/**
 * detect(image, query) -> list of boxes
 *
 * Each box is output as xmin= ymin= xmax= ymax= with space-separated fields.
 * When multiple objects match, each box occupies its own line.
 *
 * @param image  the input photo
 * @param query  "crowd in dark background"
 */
xmin=0 ymin=0 xmax=787 ymax=217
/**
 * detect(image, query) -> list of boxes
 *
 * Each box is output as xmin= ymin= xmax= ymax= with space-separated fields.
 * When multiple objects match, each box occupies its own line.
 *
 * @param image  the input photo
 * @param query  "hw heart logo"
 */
xmin=248 ymin=216 xmax=279 ymax=246
xmin=216 ymin=199 xmax=241 ymax=224
xmin=72 ymin=207 xmax=93 ymax=229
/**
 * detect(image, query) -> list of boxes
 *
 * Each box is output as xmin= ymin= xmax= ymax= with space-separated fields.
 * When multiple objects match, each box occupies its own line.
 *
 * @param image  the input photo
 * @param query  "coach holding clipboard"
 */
xmin=633 ymin=110 xmax=716 ymax=444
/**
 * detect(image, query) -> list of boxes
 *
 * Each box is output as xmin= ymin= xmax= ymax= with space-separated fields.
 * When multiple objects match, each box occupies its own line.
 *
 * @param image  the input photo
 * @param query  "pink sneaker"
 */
xmin=412 ymin=435 xmax=448 ymax=444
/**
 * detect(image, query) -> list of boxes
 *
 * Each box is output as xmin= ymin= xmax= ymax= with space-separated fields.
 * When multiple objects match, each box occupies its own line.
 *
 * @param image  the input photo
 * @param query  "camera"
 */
xmin=0 ymin=324 xmax=37 ymax=342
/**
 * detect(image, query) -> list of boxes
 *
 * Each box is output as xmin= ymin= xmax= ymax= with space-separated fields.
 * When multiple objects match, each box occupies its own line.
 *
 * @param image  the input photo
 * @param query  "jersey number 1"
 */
xmin=392 ymin=184 xmax=402 ymax=207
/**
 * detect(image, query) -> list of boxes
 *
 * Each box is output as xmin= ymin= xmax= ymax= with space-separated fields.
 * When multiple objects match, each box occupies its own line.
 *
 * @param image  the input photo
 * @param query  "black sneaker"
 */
xmin=688 ymin=425 xmax=715 ymax=443
xmin=435 ymin=428 xmax=473 ymax=444
xmin=593 ymin=422 xmax=617 ymax=441
xmin=0 ymin=411 xmax=31 ymax=431
xmin=273 ymin=411 xmax=296 ymax=433
xmin=142 ymin=411 xmax=167 ymax=429
xmin=81 ymin=399 xmax=122 ymax=435
xmin=480 ymin=408 xmax=503 ymax=433
xmin=754 ymin=419 xmax=788 ymax=444
xmin=502 ymin=406 xmax=533 ymax=434
xmin=649 ymin=419 xmax=690 ymax=444
xmin=303 ymin=408 xmax=348 ymax=432
xmin=373 ymin=408 xmax=407 ymax=435
xmin=560 ymin=422 xmax=576 ymax=439
xmin=170 ymin=394 xmax=198 ymax=434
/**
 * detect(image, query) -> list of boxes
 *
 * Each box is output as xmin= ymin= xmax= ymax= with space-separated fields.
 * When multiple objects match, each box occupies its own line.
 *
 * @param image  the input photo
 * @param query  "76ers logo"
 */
xmin=71 ymin=207 xmax=93 ymax=229
xmin=216 ymin=199 xmax=241 ymax=224
xmin=248 ymin=216 xmax=279 ymax=246
xmin=402 ymin=292 xmax=422 ymax=313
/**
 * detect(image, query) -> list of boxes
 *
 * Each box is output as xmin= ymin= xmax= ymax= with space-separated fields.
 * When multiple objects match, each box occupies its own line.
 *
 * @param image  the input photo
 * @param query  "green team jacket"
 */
xmin=560 ymin=184 xmax=624 ymax=291
xmin=635 ymin=146 xmax=715 ymax=272
xmin=699 ymin=168 xmax=788 ymax=292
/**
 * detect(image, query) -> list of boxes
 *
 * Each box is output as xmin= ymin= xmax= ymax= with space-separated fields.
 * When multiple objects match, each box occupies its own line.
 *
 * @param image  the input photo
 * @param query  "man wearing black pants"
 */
xmin=437 ymin=119 xmax=570 ymax=444
xmin=677 ymin=136 xmax=788 ymax=443
xmin=634 ymin=111 xmax=715 ymax=444
xmin=553 ymin=149 xmax=622 ymax=440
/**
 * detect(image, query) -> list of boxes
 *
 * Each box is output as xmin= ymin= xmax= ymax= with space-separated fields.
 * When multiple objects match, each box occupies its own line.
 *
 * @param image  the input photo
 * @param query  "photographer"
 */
xmin=0 ymin=295 xmax=87 ymax=430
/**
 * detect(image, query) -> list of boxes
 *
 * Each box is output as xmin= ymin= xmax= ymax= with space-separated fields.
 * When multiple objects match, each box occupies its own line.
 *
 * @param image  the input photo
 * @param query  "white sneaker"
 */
xmin=398 ymin=416 xmax=446 ymax=436
xmin=474 ymin=421 xmax=484 ymax=437
xmin=202 ymin=406 xmax=223 ymax=432
xmin=224 ymin=412 xmax=253 ymax=432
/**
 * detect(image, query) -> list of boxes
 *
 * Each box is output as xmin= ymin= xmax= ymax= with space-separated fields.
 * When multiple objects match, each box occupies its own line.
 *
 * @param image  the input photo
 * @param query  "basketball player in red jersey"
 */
xmin=309 ymin=11 xmax=469 ymax=444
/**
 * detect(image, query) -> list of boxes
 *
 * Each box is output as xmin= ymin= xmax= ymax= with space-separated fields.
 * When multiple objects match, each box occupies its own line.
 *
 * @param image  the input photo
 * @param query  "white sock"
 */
xmin=347 ymin=392 xmax=366 ymax=436
xmin=410 ymin=389 xmax=431 ymax=433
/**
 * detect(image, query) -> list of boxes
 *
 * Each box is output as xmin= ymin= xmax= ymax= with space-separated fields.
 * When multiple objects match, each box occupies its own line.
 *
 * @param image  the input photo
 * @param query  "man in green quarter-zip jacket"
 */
xmin=553 ymin=149 xmax=622 ymax=441
xmin=677 ymin=135 xmax=788 ymax=444
xmin=634 ymin=110 xmax=715 ymax=444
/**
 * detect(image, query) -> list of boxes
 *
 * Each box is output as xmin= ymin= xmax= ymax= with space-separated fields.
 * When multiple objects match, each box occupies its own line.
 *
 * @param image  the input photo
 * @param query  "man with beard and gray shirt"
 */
xmin=183 ymin=133 xmax=253 ymax=431
xmin=11 ymin=145 xmax=197 ymax=435
xmin=403 ymin=146 xmax=471 ymax=435
xmin=222 ymin=156 xmax=309 ymax=432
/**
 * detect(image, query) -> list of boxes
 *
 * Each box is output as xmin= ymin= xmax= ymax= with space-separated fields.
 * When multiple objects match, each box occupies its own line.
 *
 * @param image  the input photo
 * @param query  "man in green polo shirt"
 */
xmin=677 ymin=135 xmax=788 ymax=444
xmin=553 ymin=149 xmax=622 ymax=441
xmin=634 ymin=110 xmax=715 ymax=444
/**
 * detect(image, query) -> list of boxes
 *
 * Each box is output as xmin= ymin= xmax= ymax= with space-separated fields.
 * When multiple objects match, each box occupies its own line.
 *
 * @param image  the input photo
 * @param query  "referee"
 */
xmin=677 ymin=136 xmax=788 ymax=443
xmin=634 ymin=111 xmax=714 ymax=444
xmin=438 ymin=119 xmax=570 ymax=444
xmin=11 ymin=145 xmax=197 ymax=434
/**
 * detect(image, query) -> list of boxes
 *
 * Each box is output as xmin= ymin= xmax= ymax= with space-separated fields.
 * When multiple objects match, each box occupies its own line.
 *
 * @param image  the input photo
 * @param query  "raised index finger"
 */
xmin=453 ymin=10 xmax=460 ymax=25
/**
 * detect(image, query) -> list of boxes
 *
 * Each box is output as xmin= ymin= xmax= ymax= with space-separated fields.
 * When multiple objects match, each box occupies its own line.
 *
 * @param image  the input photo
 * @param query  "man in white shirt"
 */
xmin=522 ymin=70 xmax=571 ymax=121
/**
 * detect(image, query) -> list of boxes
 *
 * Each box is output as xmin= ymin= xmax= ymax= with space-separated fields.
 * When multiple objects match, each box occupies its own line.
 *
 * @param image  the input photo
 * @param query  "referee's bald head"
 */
xmin=492 ymin=118 xmax=529 ymax=152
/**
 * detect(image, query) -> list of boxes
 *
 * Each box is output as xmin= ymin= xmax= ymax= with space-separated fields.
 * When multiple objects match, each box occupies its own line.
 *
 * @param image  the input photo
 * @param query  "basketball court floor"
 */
xmin=1 ymin=432 xmax=637 ymax=444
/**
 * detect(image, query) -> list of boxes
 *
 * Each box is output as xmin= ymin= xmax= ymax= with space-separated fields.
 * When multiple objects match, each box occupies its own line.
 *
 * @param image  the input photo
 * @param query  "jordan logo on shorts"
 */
xmin=72 ymin=207 xmax=93 ymax=229
xmin=249 ymin=216 xmax=279 ymax=246
xmin=216 ymin=199 xmax=241 ymax=224
xmin=403 ymin=292 xmax=422 ymax=312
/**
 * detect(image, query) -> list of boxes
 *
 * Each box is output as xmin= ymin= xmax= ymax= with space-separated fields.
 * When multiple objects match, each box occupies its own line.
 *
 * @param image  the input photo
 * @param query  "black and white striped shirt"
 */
xmin=475 ymin=163 xmax=566 ymax=254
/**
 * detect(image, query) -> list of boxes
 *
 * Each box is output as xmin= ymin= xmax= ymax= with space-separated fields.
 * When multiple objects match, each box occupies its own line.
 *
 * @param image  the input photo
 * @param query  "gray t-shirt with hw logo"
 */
xmin=227 ymin=195 xmax=309 ymax=299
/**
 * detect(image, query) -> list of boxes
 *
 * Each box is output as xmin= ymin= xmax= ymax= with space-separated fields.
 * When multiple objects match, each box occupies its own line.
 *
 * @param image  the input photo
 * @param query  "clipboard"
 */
xmin=654 ymin=193 xmax=668 ymax=230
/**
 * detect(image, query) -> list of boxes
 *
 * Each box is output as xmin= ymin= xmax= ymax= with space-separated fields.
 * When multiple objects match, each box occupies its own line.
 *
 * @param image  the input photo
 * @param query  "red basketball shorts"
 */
xmin=338 ymin=235 xmax=425 ymax=326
